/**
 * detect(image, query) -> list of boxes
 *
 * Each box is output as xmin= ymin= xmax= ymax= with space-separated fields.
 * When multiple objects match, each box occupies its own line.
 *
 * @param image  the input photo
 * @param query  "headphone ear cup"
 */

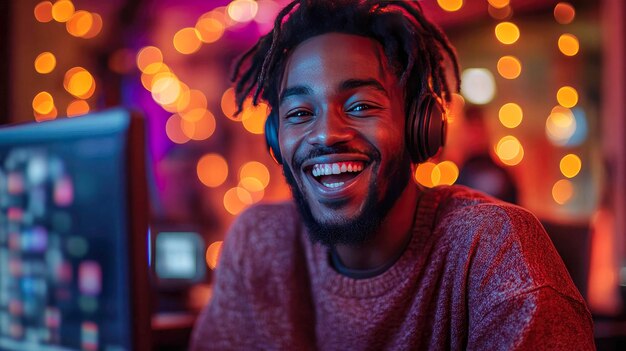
xmin=264 ymin=111 xmax=283 ymax=164
xmin=408 ymin=95 xmax=447 ymax=163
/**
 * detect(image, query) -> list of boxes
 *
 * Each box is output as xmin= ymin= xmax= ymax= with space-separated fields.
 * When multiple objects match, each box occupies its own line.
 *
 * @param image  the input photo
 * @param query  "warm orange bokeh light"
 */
xmin=180 ymin=89 xmax=208 ymax=118
xmin=205 ymin=241 xmax=223 ymax=270
xmin=546 ymin=107 xmax=576 ymax=145
xmin=552 ymin=179 xmax=574 ymax=204
xmin=196 ymin=16 xmax=225 ymax=44
xmin=498 ymin=103 xmax=523 ymax=128
xmin=239 ymin=161 xmax=270 ymax=188
xmin=224 ymin=187 xmax=252 ymax=215
xmin=488 ymin=0 xmax=510 ymax=9
xmin=437 ymin=0 xmax=463 ymax=12
xmin=64 ymin=67 xmax=95 ymax=99
xmin=554 ymin=2 xmax=576 ymax=24
xmin=221 ymin=88 xmax=240 ymax=121
xmin=34 ymin=52 xmax=56 ymax=74
xmin=556 ymin=86 xmax=578 ymax=108
xmin=51 ymin=0 xmax=75 ymax=23
xmin=242 ymin=100 xmax=270 ymax=134
xmin=66 ymin=10 xmax=93 ymax=37
xmin=227 ymin=0 xmax=259 ymax=23
xmin=435 ymin=161 xmax=459 ymax=186
xmin=497 ymin=56 xmax=522 ymax=79
xmin=414 ymin=162 xmax=437 ymax=188
xmin=488 ymin=3 xmax=511 ymax=20
xmin=137 ymin=46 xmax=164 ymax=74
xmin=558 ymin=33 xmax=580 ymax=56
xmin=165 ymin=114 xmax=191 ymax=144
xmin=495 ymin=22 xmax=520 ymax=45
xmin=496 ymin=135 xmax=524 ymax=166
xmin=151 ymin=73 xmax=181 ymax=106
xmin=197 ymin=153 xmax=229 ymax=188
xmin=66 ymin=100 xmax=90 ymax=117
xmin=238 ymin=177 xmax=265 ymax=203
xmin=560 ymin=154 xmax=582 ymax=178
xmin=181 ymin=109 xmax=216 ymax=141
xmin=173 ymin=28 xmax=202 ymax=55
xmin=32 ymin=91 xmax=55 ymax=115
xmin=81 ymin=12 xmax=103 ymax=39
xmin=34 ymin=1 xmax=54 ymax=23
xmin=34 ymin=107 xmax=58 ymax=122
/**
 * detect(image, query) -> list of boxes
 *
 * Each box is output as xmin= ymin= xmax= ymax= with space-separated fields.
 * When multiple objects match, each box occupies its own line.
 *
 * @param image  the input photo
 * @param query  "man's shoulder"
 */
xmin=227 ymin=200 xmax=302 ymax=250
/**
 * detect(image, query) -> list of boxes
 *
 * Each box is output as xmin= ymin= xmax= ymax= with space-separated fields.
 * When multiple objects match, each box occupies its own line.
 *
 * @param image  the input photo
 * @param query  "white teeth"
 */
xmin=340 ymin=164 xmax=347 ymax=172
xmin=322 ymin=181 xmax=345 ymax=188
xmin=311 ymin=162 xmax=365 ymax=177
xmin=332 ymin=164 xmax=340 ymax=174
xmin=324 ymin=164 xmax=332 ymax=175
xmin=347 ymin=164 xmax=353 ymax=172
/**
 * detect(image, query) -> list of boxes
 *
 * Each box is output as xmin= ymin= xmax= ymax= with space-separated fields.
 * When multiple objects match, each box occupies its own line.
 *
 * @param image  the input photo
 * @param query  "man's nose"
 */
xmin=305 ymin=108 xmax=354 ymax=147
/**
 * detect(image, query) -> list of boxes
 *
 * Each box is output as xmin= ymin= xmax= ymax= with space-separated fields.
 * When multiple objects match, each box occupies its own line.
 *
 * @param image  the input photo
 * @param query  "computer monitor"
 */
xmin=0 ymin=109 xmax=151 ymax=351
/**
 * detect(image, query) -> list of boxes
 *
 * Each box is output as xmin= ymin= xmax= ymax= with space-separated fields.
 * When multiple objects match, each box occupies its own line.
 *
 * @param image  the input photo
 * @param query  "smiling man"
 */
xmin=191 ymin=1 xmax=594 ymax=350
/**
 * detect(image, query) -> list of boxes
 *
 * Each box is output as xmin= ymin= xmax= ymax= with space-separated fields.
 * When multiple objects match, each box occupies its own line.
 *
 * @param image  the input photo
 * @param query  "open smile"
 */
xmin=301 ymin=155 xmax=372 ymax=201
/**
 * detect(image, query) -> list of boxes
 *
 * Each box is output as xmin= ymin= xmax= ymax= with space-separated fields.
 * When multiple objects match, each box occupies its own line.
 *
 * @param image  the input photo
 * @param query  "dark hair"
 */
xmin=232 ymin=0 xmax=460 ymax=118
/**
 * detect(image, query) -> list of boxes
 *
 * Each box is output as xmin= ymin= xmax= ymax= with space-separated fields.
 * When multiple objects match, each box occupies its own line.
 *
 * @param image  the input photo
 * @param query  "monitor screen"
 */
xmin=0 ymin=109 xmax=151 ymax=351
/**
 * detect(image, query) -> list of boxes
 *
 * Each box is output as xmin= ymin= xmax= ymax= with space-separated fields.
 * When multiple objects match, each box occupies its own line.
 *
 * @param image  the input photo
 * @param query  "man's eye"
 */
xmin=348 ymin=104 xmax=374 ymax=112
xmin=287 ymin=110 xmax=311 ymax=118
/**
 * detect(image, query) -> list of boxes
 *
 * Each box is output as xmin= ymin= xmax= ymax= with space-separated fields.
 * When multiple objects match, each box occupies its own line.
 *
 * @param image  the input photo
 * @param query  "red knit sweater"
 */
xmin=191 ymin=186 xmax=595 ymax=350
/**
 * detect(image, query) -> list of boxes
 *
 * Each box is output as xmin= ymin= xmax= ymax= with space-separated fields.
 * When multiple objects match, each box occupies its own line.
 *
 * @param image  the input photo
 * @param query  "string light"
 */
xmin=34 ymin=52 xmax=56 ymax=74
xmin=552 ymin=179 xmax=574 ymax=204
xmin=560 ymin=154 xmax=582 ymax=178
xmin=197 ymin=154 xmax=229 ymax=188
xmin=558 ymin=33 xmax=580 ymax=56
xmin=495 ymin=22 xmax=520 ymax=45
xmin=497 ymin=55 xmax=522 ymax=79
xmin=498 ymin=103 xmax=523 ymax=128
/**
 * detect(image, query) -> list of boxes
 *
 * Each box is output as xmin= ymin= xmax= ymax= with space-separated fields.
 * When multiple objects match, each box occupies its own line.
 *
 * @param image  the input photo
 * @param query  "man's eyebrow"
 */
xmin=339 ymin=78 xmax=388 ymax=96
xmin=279 ymin=85 xmax=313 ymax=105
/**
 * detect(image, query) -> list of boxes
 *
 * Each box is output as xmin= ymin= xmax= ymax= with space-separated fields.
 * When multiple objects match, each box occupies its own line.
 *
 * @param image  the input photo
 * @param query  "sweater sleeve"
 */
xmin=189 ymin=210 xmax=258 ymax=351
xmin=459 ymin=203 xmax=595 ymax=350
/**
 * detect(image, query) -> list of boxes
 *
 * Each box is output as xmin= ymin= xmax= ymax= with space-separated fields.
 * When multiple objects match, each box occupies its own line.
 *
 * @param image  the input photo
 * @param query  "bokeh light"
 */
xmin=496 ymin=135 xmax=524 ymax=166
xmin=554 ymin=2 xmax=576 ymax=24
xmin=51 ymin=0 xmax=75 ymax=23
xmin=221 ymin=88 xmax=240 ymax=121
xmin=64 ymin=67 xmax=95 ymax=99
xmin=437 ymin=0 xmax=463 ymax=12
xmin=197 ymin=153 xmax=229 ymax=188
xmin=238 ymin=177 xmax=265 ymax=203
xmin=558 ymin=34 xmax=580 ymax=56
xmin=205 ymin=241 xmax=223 ymax=270
xmin=66 ymin=10 xmax=93 ymax=37
xmin=488 ymin=0 xmax=510 ymax=9
xmin=552 ymin=179 xmax=574 ymax=204
xmin=196 ymin=16 xmax=225 ymax=44
xmin=180 ymin=109 xmax=216 ymax=141
xmin=227 ymin=0 xmax=259 ymax=23
xmin=435 ymin=161 xmax=459 ymax=185
xmin=34 ymin=107 xmax=58 ymax=122
xmin=224 ymin=187 xmax=253 ymax=215
xmin=165 ymin=114 xmax=190 ymax=144
xmin=566 ymin=107 xmax=589 ymax=147
xmin=546 ymin=106 xmax=576 ymax=146
xmin=173 ymin=28 xmax=202 ymax=55
xmin=460 ymin=68 xmax=496 ymax=105
xmin=34 ymin=1 xmax=54 ymax=23
xmin=495 ymin=22 xmax=520 ymax=45
xmin=497 ymin=56 xmax=522 ymax=79
xmin=32 ymin=91 xmax=54 ymax=115
xmin=242 ymin=100 xmax=270 ymax=134
xmin=498 ymin=103 xmax=523 ymax=128
xmin=151 ymin=73 xmax=181 ymax=105
xmin=557 ymin=86 xmax=579 ymax=108
xmin=414 ymin=162 xmax=437 ymax=188
xmin=488 ymin=4 xmax=512 ymax=20
xmin=137 ymin=46 xmax=164 ymax=74
xmin=560 ymin=154 xmax=582 ymax=178
xmin=179 ymin=90 xmax=208 ymax=118
xmin=66 ymin=100 xmax=90 ymax=117
xmin=239 ymin=161 xmax=270 ymax=188
xmin=141 ymin=64 xmax=171 ymax=91
xmin=81 ymin=12 xmax=102 ymax=39
xmin=34 ymin=52 xmax=56 ymax=74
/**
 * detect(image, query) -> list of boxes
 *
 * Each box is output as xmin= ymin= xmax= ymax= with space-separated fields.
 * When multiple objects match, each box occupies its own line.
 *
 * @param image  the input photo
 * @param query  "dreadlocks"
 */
xmin=232 ymin=0 xmax=460 ymax=117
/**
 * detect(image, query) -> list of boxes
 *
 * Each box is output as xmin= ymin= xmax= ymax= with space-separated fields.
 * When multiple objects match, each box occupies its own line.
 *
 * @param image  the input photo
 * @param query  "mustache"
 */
xmin=293 ymin=145 xmax=381 ymax=170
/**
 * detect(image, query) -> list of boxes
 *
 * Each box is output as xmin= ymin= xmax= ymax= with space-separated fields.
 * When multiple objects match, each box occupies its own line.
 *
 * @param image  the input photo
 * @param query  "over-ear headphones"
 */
xmin=264 ymin=94 xmax=447 ymax=165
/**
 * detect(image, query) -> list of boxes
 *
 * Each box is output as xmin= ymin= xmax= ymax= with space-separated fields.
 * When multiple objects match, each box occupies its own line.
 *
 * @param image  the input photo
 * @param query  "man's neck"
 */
xmin=334 ymin=183 xmax=421 ymax=270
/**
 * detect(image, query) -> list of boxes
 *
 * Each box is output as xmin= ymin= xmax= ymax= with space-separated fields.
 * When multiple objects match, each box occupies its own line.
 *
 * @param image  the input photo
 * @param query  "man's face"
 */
xmin=277 ymin=33 xmax=412 ymax=246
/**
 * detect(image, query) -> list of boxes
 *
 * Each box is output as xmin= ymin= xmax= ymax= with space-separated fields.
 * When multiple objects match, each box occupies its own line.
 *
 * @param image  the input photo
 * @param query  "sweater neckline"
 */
xmin=307 ymin=186 xmax=442 ymax=298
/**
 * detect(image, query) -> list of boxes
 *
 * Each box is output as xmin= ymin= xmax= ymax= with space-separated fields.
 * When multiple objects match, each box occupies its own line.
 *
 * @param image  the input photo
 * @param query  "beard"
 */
xmin=282 ymin=144 xmax=412 ymax=248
